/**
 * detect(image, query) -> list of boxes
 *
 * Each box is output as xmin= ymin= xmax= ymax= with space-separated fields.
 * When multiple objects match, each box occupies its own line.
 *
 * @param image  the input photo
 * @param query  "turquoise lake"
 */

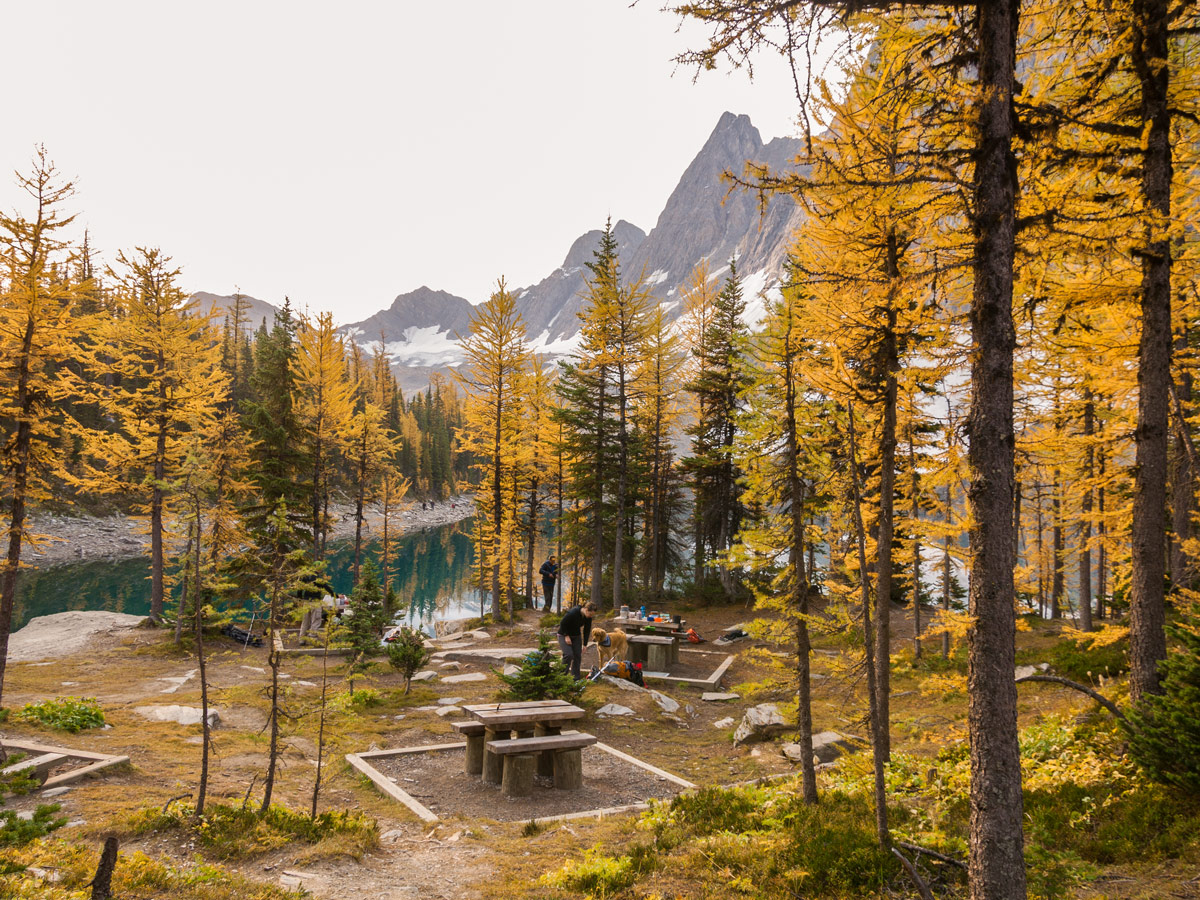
xmin=12 ymin=518 xmax=485 ymax=633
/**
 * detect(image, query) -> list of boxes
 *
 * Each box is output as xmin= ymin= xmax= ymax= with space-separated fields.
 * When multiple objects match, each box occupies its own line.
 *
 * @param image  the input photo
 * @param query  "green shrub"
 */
xmin=0 ymin=757 xmax=65 ymax=848
xmin=1047 ymin=636 xmax=1129 ymax=683
xmin=1128 ymin=613 xmax=1200 ymax=794
xmin=127 ymin=802 xmax=378 ymax=860
xmin=497 ymin=632 xmax=583 ymax=702
xmin=385 ymin=627 xmax=430 ymax=694
xmin=13 ymin=697 xmax=105 ymax=733
xmin=329 ymin=687 xmax=382 ymax=712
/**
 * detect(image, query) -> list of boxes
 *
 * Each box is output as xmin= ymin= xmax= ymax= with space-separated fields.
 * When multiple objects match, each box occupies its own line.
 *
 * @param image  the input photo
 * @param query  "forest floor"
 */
xmin=21 ymin=496 xmax=475 ymax=568
xmin=0 ymin=599 xmax=1181 ymax=900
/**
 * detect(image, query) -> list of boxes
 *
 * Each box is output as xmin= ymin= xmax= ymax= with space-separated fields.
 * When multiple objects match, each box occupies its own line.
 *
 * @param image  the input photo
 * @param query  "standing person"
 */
xmin=539 ymin=555 xmax=559 ymax=611
xmin=557 ymin=601 xmax=596 ymax=679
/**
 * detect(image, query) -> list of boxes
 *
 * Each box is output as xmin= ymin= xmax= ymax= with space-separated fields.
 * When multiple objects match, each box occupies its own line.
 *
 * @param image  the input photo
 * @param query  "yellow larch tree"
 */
xmin=77 ymin=248 xmax=226 ymax=622
xmin=456 ymin=279 xmax=530 ymax=619
xmin=293 ymin=311 xmax=355 ymax=560
xmin=0 ymin=149 xmax=84 ymax=705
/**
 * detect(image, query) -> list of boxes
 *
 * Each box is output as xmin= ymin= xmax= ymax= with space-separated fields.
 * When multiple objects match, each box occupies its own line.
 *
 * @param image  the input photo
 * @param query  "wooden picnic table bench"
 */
xmin=485 ymin=731 xmax=597 ymax=795
xmin=627 ymin=634 xmax=677 ymax=669
xmin=462 ymin=700 xmax=587 ymax=788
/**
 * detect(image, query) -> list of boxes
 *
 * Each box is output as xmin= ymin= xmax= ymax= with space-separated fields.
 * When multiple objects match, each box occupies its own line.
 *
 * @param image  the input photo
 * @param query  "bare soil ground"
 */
xmin=1 ymin=597 xmax=1124 ymax=899
xmin=371 ymin=744 xmax=684 ymax=823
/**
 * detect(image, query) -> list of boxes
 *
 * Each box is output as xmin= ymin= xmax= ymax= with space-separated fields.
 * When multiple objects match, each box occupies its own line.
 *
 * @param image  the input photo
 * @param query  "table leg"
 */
xmin=535 ymin=723 xmax=561 ymax=777
xmin=483 ymin=727 xmax=509 ymax=785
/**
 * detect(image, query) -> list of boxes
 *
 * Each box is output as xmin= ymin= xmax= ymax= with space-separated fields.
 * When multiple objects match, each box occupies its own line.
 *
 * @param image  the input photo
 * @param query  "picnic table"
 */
xmin=457 ymin=700 xmax=594 ymax=796
xmin=607 ymin=616 xmax=685 ymax=636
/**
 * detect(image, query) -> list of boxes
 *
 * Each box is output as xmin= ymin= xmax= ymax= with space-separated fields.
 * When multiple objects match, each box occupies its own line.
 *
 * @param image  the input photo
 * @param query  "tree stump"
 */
xmin=553 ymin=748 xmax=584 ymax=790
xmin=464 ymin=734 xmax=484 ymax=776
xmin=90 ymin=836 xmax=119 ymax=899
xmin=501 ymin=753 xmax=536 ymax=797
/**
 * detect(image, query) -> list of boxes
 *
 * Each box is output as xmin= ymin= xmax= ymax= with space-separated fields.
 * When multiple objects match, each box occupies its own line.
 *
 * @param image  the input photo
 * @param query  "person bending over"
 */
xmin=557 ymin=601 xmax=596 ymax=679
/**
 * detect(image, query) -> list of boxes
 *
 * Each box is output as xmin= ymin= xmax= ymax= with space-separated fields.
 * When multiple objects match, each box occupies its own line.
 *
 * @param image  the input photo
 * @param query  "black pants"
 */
xmin=542 ymin=579 xmax=555 ymax=609
xmin=557 ymin=633 xmax=582 ymax=678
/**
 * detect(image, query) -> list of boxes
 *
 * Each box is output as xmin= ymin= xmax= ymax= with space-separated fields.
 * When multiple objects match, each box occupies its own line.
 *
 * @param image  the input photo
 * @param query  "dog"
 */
xmin=590 ymin=627 xmax=629 ymax=668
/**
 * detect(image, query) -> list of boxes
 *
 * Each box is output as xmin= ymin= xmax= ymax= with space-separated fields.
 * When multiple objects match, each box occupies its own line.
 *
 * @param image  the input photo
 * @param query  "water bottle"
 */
xmin=639 ymin=605 xmax=646 ymax=620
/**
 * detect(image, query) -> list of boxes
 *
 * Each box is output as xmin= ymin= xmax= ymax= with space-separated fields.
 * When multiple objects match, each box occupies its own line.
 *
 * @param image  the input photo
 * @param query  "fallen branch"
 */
xmin=891 ymin=846 xmax=935 ymax=900
xmin=895 ymin=840 xmax=968 ymax=872
xmin=1014 ymin=674 xmax=1130 ymax=726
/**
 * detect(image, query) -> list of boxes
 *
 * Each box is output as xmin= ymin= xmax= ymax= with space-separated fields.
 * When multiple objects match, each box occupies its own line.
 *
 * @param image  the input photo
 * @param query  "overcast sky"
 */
xmin=2 ymin=2 xmax=809 ymax=324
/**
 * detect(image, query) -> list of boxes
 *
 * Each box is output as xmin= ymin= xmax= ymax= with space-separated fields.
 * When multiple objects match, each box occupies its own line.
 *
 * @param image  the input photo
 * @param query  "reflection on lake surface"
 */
xmin=13 ymin=518 xmax=483 ymax=633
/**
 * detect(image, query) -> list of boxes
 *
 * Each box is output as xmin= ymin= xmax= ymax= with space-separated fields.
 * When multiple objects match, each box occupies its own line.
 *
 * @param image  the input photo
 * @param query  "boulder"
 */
xmin=701 ymin=692 xmax=739 ymax=702
xmin=599 ymin=675 xmax=646 ymax=693
xmin=649 ymin=690 xmax=680 ymax=714
xmin=733 ymin=703 xmax=789 ymax=746
xmin=411 ymin=671 xmax=437 ymax=682
xmin=441 ymin=672 xmax=487 ymax=684
xmin=435 ymin=706 xmax=463 ymax=717
xmin=1015 ymin=664 xmax=1050 ymax=680
xmin=781 ymin=731 xmax=865 ymax=765
xmin=134 ymin=705 xmax=220 ymax=728
xmin=437 ymin=697 xmax=465 ymax=705
xmin=713 ymin=717 xmax=737 ymax=729
xmin=596 ymin=704 xmax=637 ymax=718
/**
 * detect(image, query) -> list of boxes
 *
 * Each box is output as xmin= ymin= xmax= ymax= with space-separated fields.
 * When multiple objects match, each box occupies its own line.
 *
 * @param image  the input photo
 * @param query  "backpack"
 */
xmin=686 ymin=627 xmax=706 ymax=644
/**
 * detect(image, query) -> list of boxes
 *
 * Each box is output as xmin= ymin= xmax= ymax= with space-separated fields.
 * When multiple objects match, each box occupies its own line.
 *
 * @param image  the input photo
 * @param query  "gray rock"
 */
xmin=441 ymin=672 xmax=487 ymax=684
xmin=780 ymin=731 xmax=865 ymax=765
xmin=600 ymin=675 xmax=646 ymax=692
xmin=41 ymin=787 xmax=71 ymax=798
xmin=134 ymin=705 xmax=220 ymax=728
xmin=596 ymin=704 xmax=637 ymax=718
xmin=733 ymin=703 xmax=788 ymax=746
xmin=435 ymin=706 xmax=463 ymax=717
xmin=649 ymin=690 xmax=680 ymax=714
xmin=1015 ymin=665 xmax=1039 ymax=680
xmin=437 ymin=697 xmax=465 ymax=705
xmin=701 ymin=692 xmax=740 ymax=702
xmin=411 ymin=670 xmax=437 ymax=682
xmin=713 ymin=717 xmax=737 ymax=729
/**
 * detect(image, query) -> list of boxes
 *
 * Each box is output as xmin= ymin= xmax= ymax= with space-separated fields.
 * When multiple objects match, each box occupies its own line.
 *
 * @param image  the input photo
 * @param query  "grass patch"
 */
xmin=13 ymin=697 xmax=105 ymax=733
xmin=1046 ymin=637 xmax=1129 ymax=683
xmin=0 ymin=838 xmax=303 ymax=899
xmin=123 ymin=801 xmax=378 ymax=861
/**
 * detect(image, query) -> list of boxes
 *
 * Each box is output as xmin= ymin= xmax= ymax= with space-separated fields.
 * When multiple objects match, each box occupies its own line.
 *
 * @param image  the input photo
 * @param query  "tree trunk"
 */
xmin=911 ymin=430 xmax=923 ymax=658
xmin=1129 ymin=0 xmax=1171 ymax=701
xmin=1079 ymin=392 xmax=1094 ymax=632
xmin=966 ymin=3 xmax=1027 ymax=897
xmin=1170 ymin=328 xmax=1194 ymax=592
xmin=194 ymin=499 xmax=211 ymax=816
xmin=875 ymin=303 xmax=899 ymax=761
xmin=848 ymin=403 xmax=888 ymax=848
xmin=0 ymin=317 xmax=37 ymax=708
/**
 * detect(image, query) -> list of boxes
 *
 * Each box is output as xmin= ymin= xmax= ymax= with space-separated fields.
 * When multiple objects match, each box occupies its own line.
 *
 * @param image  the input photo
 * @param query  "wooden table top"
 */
xmin=462 ymin=700 xmax=586 ymax=729
xmin=608 ymin=617 xmax=685 ymax=633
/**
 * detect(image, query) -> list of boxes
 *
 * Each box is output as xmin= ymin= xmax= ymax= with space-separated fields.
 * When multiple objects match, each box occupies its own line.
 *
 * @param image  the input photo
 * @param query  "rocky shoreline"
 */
xmin=23 ymin=497 xmax=475 ymax=568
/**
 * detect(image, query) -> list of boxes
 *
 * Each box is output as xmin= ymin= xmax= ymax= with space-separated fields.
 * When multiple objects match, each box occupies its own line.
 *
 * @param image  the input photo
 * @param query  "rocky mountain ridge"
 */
xmin=199 ymin=112 xmax=805 ymax=392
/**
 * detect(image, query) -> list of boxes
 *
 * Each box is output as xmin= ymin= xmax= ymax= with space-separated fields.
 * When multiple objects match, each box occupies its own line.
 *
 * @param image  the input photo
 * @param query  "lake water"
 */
xmin=12 ymin=518 xmax=485 ymax=633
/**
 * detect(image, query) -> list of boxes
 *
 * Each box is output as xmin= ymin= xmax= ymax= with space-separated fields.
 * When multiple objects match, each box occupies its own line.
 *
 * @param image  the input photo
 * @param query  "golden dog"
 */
xmin=591 ymin=627 xmax=629 ymax=668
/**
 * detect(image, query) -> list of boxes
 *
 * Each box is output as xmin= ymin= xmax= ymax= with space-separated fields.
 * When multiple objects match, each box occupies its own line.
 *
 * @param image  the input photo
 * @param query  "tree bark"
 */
xmin=1129 ymin=0 xmax=1171 ymax=701
xmin=1079 ymin=391 xmax=1094 ymax=631
xmin=966 ymin=2 xmax=1027 ymax=898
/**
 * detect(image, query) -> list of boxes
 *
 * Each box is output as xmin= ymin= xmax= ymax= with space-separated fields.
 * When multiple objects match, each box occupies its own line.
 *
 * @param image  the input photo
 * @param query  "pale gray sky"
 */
xmin=2 ymin=1 xmax=810 ymax=324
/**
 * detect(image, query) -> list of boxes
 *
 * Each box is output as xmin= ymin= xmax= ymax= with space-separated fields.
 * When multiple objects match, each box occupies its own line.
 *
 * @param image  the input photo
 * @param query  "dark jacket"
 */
xmin=557 ymin=605 xmax=592 ymax=644
xmin=539 ymin=559 xmax=558 ymax=584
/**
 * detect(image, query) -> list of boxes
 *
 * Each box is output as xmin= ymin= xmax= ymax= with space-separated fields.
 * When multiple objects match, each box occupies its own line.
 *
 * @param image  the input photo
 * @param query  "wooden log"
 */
xmin=502 ymin=753 xmax=536 ymax=797
xmin=553 ymin=748 xmax=584 ymax=790
xmin=535 ymin=724 xmax=560 ymax=777
xmin=483 ymin=726 xmax=508 ymax=784
xmin=464 ymin=734 xmax=485 ymax=776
